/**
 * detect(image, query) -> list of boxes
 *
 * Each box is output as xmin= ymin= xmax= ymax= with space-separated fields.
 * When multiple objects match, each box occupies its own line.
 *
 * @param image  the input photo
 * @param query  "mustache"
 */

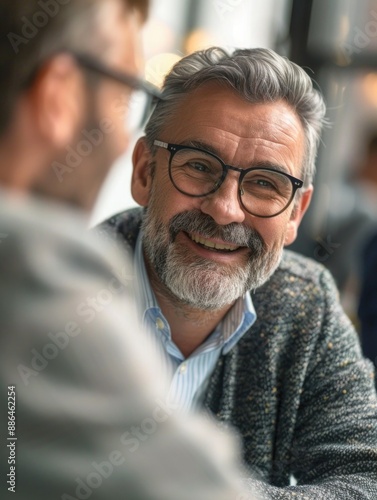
xmin=168 ymin=210 xmax=266 ymax=253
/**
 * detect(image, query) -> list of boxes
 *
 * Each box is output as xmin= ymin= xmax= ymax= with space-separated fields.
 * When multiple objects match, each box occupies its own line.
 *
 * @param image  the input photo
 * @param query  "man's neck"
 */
xmin=144 ymin=257 xmax=233 ymax=358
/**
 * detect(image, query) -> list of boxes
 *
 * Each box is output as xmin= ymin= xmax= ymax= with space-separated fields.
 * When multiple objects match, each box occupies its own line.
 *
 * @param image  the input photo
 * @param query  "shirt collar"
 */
xmin=134 ymin=231 xmax=256 ymax=353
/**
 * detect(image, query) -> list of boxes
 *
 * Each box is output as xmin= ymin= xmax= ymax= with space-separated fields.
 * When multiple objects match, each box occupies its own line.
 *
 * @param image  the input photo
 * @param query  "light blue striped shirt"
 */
xmin=134 ymin=232 xmax=257 ymax=411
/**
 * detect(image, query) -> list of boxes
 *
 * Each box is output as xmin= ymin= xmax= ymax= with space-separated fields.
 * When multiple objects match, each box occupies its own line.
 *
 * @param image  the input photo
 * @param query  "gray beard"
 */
xmin=142 ymin=209 xmax=283 ymax=311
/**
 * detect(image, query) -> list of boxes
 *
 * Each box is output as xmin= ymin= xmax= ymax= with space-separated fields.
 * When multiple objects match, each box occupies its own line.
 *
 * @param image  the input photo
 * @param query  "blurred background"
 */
xmin=91 ymin=0 xmax=377 ymax=329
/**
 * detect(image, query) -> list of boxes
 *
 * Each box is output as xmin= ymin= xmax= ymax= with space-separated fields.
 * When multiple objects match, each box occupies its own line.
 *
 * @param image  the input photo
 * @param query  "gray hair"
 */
xmin=145 ymin=47 xmax=327 ymax=187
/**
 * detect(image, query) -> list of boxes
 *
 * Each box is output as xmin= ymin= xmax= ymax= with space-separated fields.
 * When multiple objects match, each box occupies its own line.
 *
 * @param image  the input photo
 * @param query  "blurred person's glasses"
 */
xmin=24 ymin=52 xmax=161 ymax=133
xmin=154 ymin=140 xmax=304 ymax=218
xmin=73 ymin=53 xmax=161 ymax=132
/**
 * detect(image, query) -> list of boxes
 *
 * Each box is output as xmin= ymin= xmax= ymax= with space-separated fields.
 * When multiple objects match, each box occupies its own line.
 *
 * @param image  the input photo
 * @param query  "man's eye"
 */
xmin=255 ymin=179 xmax=275 ymax=189
xmin=187 ymin=162 xmax=210 ymax=173
xmin=244 ymin=178 xmax=277 ymax=190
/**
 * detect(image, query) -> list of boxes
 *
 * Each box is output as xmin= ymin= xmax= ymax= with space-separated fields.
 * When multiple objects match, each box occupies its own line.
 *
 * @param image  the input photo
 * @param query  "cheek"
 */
xmin=92 ymin=91 xmax=129 ymax=159
xmin=106 ymin=119 xmax=128 ymax=155
xmin=151 ymin=170 xmax=201 ymax=219
xmin=251 ymin=216 xmax=290 ymax=249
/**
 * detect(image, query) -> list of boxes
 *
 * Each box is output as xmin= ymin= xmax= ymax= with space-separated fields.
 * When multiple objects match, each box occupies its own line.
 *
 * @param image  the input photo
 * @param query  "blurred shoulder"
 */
xmin=0 ymin=192 xmax=132 ymax=296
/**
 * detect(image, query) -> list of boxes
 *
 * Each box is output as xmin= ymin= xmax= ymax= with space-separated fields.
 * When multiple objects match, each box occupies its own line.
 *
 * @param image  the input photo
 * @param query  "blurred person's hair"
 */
xmin=145 ymin=47 xmax=327 ymax=188
xmin=0 ymin=0 xmax=149 ymax=136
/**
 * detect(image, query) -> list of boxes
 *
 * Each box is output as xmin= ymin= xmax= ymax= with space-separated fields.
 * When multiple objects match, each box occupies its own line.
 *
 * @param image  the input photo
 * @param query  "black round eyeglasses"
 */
xmin=153 ymin=140 xmax=304 ymax=218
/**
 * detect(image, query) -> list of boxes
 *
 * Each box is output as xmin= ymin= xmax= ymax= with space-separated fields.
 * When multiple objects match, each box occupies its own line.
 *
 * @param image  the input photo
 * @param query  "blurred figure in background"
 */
xmin=358 ymin=231 xmax=377 ymax=385
xmin=313 ymin=131 xmax=377 ymax=319
xmin=0 ymin=1 xmax=256 ymax=498
xmin=355 ymin=133 xmax=377 ymax=212
xmin=355 ymin=131 xmax=377 ymax=207
xmin=356 ymin=134 xmax=377 ymax=382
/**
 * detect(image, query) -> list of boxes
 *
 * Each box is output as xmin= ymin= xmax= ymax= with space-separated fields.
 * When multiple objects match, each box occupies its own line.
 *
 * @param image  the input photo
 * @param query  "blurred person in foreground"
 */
xmin=0 ymin=1 xmax=257 ymax=499
xmin=98 ymin=47 xmax=377 ymax=499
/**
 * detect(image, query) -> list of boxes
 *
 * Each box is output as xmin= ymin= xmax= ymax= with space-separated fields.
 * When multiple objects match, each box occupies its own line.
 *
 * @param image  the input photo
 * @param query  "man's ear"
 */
xmin=284 ymin=185 xmax=313 ymax=246
xmin=30 ymin=54 xmax=85 ymax=148
xmin=131 ymin=137 xmax=153 ymax=206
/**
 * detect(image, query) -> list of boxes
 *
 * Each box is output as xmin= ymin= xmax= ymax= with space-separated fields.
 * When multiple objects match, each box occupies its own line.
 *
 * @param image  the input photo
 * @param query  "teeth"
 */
xmin=190 ymin=233 xmax=240 ymax=251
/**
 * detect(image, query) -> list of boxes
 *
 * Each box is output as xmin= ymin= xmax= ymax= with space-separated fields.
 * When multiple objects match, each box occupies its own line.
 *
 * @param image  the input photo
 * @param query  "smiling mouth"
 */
xmin=187 ymin=232 xmax=242 ymax=253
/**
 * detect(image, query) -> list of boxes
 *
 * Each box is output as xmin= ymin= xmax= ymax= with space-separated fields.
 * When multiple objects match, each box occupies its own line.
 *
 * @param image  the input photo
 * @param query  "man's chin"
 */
xmin=162 ymin=266 xmax=250 ymax=311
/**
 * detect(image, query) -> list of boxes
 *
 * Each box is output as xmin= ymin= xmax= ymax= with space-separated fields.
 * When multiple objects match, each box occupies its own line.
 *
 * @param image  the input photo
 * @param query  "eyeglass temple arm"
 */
xmin=153 ymin=140 xmax=169 ymax=149
xmin=71 ymin=52 xmax=162 ymax=100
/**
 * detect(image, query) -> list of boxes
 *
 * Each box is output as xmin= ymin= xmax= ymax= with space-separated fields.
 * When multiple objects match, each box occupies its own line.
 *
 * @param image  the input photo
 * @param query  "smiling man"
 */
xmin=136 ymin=90 xmax=309 ymax=361
xmin=98 ymin=47 xmax=377 ymax=498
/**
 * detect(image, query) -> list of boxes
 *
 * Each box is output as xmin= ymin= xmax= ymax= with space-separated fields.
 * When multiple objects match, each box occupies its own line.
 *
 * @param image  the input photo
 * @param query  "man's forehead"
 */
xmin=161 ymin=84 xmax=303 ymax=145
xmin=164 ymin=82 xmax=303 ymax=135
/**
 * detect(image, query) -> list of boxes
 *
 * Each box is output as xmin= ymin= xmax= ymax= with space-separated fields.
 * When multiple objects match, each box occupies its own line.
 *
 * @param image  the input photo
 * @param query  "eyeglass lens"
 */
xmin=169 ymin=148 xmax=294 ymax=217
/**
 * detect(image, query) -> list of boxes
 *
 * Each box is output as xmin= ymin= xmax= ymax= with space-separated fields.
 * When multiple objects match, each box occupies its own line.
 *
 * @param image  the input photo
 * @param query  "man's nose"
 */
xmin=199 ymin=174 xmax=246 ymax=225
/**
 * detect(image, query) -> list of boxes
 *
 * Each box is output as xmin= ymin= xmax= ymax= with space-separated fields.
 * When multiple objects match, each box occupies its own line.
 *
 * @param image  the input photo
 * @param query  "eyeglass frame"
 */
xmin=23 ymin=51 xmax=162 ymax=129
xmin=153 ymin=140 xmax=304 ymax=219
xmin=24 ymin=51 xmax=162 ymax=99
xmin=72 ymin=52 xmax=162 ymax=129
xmin=72 ymin=52 xmax=162 ymax=101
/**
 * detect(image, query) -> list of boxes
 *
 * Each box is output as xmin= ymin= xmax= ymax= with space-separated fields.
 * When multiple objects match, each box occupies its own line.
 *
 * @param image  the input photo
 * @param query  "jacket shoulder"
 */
xmin=95 ymin=207 xmax=143 ymax=252
xmin=253 ymin=249 xmax=339 ymax=313
xmin=278 ymin=249 xmax=333 ymax=285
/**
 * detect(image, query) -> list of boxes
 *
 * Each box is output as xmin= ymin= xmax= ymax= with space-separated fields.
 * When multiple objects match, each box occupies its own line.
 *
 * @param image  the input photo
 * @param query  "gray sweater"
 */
xmin=98 ymin=207 xmax=377 ymax=500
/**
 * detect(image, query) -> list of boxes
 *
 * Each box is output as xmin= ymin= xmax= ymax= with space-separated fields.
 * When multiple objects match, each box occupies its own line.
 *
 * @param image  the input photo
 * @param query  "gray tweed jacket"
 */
xmin=98 ymin=207 xmax=377 ymax=500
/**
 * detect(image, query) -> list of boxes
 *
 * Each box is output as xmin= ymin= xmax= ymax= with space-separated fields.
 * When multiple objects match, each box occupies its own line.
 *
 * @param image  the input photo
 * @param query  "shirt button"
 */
xmin=155 ymin=317 xmax=164 ymax=330
xmin=179 ymin=363 xmax=187 ymax=374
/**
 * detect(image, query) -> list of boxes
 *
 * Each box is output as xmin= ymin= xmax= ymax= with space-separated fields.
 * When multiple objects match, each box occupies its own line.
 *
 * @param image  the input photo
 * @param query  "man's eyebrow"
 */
xmin=249 ymin=160 xmax=293 ymax=175
xmin=182 ymin=139 xmax=295 ymax=176
xmin=184 ymin=140 xmax=221 ymax=157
